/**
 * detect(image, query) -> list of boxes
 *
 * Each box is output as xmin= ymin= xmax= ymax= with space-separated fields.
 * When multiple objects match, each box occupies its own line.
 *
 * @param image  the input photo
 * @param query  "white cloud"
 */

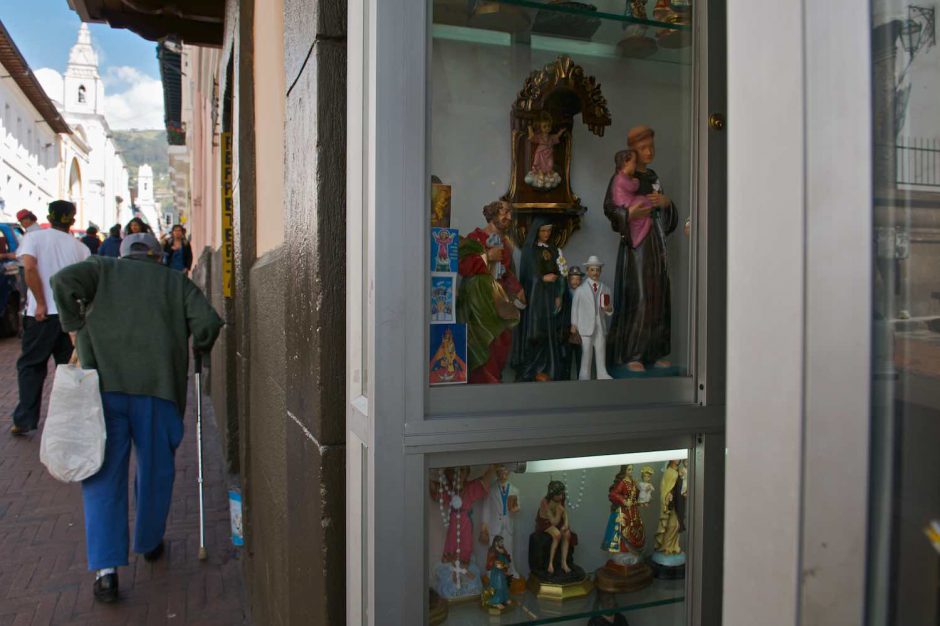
xmin=34 ymin=68 xmax=64 ymax=105
xmin=102 ymin=66 xmax=164 ymax=130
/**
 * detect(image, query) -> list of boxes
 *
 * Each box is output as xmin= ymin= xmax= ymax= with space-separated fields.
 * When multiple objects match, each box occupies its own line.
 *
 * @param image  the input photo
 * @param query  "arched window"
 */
xmin=78 ymin=85 xmax=86 ymax=104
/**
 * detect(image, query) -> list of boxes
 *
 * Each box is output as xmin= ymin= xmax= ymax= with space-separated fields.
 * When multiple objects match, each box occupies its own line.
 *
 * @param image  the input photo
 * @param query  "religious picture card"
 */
xmin=431 ymin=183 xmax=452 ymax=228
xmin=430 ymin=272 xmax=457 ymax=324
xmin=430 ymin=227 xmax=459 ymax=273
xmin=429 ymin=323 xmax=468 ymax=385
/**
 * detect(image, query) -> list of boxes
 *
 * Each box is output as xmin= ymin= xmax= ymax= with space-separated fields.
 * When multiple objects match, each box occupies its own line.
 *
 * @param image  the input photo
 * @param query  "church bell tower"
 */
xmin=63 ymin=24 xmax=104 ymax=116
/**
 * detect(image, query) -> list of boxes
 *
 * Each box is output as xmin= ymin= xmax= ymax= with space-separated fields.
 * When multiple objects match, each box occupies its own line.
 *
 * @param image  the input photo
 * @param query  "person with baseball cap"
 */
xmin=10 ymin=200 xmax=90 ymax=436
xmin=16 ymin=209 xmax=40 ymax=233
xmin=51 ymin=231 xmax=223 ymax=603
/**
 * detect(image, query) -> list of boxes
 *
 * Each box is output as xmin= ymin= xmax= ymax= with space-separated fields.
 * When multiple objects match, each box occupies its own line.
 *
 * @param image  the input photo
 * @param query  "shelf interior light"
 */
xmin=524 ymin=448 xmax=689 ymax=474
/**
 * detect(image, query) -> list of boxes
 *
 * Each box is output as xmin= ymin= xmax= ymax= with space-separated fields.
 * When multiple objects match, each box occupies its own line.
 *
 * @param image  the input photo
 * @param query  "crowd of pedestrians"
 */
xmin=6 ymin=200 xmax=220 ymax=603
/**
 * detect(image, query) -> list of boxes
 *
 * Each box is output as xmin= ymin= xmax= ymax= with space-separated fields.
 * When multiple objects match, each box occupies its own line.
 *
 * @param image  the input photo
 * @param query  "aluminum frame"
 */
xmin=346 ymin=0 xmax=728 ymax=623
xmin=723 ymin=0 xmax=872 ymax=623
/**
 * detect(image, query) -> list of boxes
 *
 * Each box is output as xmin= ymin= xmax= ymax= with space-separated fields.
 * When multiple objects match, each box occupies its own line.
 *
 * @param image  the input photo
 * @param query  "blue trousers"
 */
xmin=81 ymin=392 xmax=184 ymax=570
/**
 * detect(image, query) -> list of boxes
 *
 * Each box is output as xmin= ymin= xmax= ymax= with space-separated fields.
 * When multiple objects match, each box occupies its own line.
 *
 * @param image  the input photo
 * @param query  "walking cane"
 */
xmin=194 ymin=352 xmax=208 ymax=561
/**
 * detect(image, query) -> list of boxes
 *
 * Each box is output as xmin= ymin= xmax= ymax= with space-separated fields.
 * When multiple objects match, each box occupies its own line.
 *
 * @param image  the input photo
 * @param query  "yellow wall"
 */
xmin=253 ymin=0 xmax=286 ymax=256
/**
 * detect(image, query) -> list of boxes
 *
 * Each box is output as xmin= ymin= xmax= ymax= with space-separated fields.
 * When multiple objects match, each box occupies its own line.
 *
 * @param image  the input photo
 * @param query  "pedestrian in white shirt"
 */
xmin=10 ymin=200 xmax=89 ymax=435
xmin=570 ymin=256 xmax=614 ymax=380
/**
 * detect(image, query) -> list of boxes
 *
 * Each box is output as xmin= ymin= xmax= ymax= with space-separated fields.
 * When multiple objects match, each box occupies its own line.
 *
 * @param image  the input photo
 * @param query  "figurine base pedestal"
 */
xmin=532 ymin=2 xmax=602 ymax=39
xmin=480 ymin=600 xmax=517 ymax=616
xmin=527 ymin=573 xmax=594 ymax=600
xmin=429 ymin=590 xmax=449 ymax=626
xmin=469 ymin=2 xmax=533 ymax=33
xmin=595 ymin=560 xmax=654 ymax=593
xmin=610 ymin=364 xmax=680 ymax=379
xmin=649 ymin=552 xmax=686 ymax=580
xmin=510 ymin=576 xmax=528 ymax=595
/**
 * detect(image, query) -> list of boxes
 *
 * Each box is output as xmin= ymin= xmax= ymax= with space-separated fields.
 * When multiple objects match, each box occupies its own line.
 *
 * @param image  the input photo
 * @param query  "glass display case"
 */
xmin=426 ymin=448 xmax=692 ymax=626
xmin=427 ymin=0 xmax=696 ymax=396
xmin=345 ymin=0 xmax=725 ymax=622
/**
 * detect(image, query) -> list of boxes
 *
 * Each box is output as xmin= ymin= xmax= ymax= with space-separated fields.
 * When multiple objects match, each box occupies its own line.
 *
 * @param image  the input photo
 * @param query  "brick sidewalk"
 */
xmin=0 ymin=337 xmax=250 ymax=625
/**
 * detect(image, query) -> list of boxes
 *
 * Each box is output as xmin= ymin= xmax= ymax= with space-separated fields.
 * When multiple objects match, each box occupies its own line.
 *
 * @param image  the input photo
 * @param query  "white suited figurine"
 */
xmin=570 ymin=256 xmax=613 ymax=380
xmin=478 ymin=464 xmax=521 ymax=577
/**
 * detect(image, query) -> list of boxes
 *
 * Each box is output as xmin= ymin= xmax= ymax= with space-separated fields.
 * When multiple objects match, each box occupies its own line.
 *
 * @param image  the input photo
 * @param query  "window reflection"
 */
xmin=870 ymin=2 xmax=940 ymax=625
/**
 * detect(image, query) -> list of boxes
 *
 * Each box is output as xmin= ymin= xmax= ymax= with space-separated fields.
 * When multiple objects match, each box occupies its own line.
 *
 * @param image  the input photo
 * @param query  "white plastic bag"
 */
xmin=39 ymin=365 xmax=106 ymax=483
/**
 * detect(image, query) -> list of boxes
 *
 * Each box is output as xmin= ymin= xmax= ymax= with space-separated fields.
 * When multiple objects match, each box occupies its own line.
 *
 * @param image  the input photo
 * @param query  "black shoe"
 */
xmin=143 ymin=541 xmax=164 ymax=563
xmin=10 ymin=425 xmax=31 ymax=437
xmin=93 ymin=572 xmax=119 ymax=603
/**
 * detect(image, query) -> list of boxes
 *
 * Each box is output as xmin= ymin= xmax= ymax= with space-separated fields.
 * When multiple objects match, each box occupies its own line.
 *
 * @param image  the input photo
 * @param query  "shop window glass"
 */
xmin=427 ymin=0 xmax=695 ymax=389
xmin=869 ymin=1 xmax=940 ymax=624
xmin=427 ymin=448 xmax=690 ymax=624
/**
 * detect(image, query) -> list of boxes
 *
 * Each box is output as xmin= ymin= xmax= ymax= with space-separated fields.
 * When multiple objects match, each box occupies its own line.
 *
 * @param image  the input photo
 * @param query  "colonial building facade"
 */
xmin=36 ymin=24 xmax=130 ymax=229
xmin=0 ymin=20 xmax=80 ymax=223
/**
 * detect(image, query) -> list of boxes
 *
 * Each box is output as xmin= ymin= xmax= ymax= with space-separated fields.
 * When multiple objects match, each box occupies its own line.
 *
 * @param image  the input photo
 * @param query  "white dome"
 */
xmin=34 ymin=68 xmax=64 ymax=106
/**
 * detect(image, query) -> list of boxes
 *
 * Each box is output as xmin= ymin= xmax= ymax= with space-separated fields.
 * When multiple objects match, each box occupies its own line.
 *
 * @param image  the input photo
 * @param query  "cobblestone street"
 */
xmin=0 ymin=337 xmax=249 ymax=625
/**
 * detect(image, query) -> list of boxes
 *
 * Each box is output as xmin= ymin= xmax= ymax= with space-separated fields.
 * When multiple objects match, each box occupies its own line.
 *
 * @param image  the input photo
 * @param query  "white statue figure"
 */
xmin=638 ymin=466 xmax=655 ymax=505
xmin=479 ymin=464 xmax=520 ymax=577
xmin=570 ymin=256 xmax=614 ymax=380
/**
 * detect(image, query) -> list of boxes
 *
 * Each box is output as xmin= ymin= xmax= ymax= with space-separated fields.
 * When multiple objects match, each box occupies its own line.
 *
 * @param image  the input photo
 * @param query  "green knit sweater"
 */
xmin=51 ymin=256 xmax=223 ymax=414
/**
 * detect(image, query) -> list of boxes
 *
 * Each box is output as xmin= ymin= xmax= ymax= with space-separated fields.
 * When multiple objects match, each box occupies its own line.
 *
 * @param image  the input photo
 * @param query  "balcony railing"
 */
xmin=897 ymin=137 xmax=940 ymax=188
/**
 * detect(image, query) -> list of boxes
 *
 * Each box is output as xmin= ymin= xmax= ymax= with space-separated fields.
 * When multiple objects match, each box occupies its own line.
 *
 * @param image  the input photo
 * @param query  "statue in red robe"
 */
xmin=457 ymin=201 xmax=526 ymax=383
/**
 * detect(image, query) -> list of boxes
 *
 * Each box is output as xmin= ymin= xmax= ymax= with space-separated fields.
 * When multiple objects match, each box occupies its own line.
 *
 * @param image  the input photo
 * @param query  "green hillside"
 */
xmin=112 ymin=129 xmax=174 ymax=213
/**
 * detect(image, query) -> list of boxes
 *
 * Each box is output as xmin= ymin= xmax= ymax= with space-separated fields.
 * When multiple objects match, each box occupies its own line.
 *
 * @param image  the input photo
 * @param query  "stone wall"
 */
xmin=197 ymin=0 xmax=348 ymax=623
xmin=282 ymin=0 xmax=347 ymax=622
xmin=245 ymin=247 xmax=290 ymax=625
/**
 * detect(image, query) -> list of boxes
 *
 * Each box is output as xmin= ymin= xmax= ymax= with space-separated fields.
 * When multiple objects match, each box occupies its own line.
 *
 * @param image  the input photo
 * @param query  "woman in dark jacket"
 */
xmin=162 ymin=224 xmax=193 ymax=274
xmin=511 ymin=216 xmax=565 ymax=382
xmin=124 ymin=217 xmax=152 ymax=236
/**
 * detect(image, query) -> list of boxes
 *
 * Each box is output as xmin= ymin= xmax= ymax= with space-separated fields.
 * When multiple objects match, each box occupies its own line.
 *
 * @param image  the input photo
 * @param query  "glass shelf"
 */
xmin=434 ymin=0 xmax=693 ymax=65
xmin=488 ymin=0 xmax=690 ymax=29
xmin=442 ymin=577 xmax=685 ymax=625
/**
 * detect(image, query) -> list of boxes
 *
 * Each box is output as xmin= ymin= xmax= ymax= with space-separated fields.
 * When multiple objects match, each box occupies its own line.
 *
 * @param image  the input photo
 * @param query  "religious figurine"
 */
xmin=479 ymin=465 xmax=521 ymax=580
xmin=480 ymin=536 xmax=514 ymax=613
xmin=528 ymin=480 xmax=588 ymax=585
xmin=513 ymin=218 xmax=565 ymax=381
xmin=525 ymin=113 xmax=566 ymax=191
xmin=637 ymin=466 xmax=655 ymax=505
xmin=651 ymin=460 xmax=687 ymax=579
xmin=503 ymin=57 xmax=611 ymax=248
xmin=618 ymin=0 xmax=658 ymax=58
xmin=610 ymin=150 xmax=655 ymax=251
xmin=557 ymin=265 xmax=584 ymax=380
xmin=457 ymin=201 xmax=526 ymax=384
xmin=595 ymin=465 xmax=653 ymax=592
xmin=653 ymin=0 xmax=692 ymax=48
xmin=571 ymin=256 xmax=614 ymax=380
xmin=605 ymin=125 xmax=678 ymax=374
xmin=430 ymin=465 xmax=497 ymax=598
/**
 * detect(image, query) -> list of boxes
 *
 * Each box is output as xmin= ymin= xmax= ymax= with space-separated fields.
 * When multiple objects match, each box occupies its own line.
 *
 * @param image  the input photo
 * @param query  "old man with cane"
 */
xmin=51 ymin=232 xmax=223 ymax=603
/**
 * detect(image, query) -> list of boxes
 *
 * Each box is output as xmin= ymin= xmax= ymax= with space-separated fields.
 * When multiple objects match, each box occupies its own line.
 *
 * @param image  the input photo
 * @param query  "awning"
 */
xmin=0 ymin=20 xmax=72 ymax=134
xmin=67 ymin=0 xmax=224 ymax=47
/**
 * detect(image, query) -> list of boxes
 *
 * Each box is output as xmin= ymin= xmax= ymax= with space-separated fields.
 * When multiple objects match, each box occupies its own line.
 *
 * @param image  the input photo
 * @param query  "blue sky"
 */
xmin=1 ymin=0 xmax=164 ymax=129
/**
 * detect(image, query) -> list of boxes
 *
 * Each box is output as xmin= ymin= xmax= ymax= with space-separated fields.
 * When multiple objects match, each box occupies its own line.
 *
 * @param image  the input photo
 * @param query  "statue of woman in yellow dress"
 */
xmin=651 ymin=460 xmax=687 ymax=578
